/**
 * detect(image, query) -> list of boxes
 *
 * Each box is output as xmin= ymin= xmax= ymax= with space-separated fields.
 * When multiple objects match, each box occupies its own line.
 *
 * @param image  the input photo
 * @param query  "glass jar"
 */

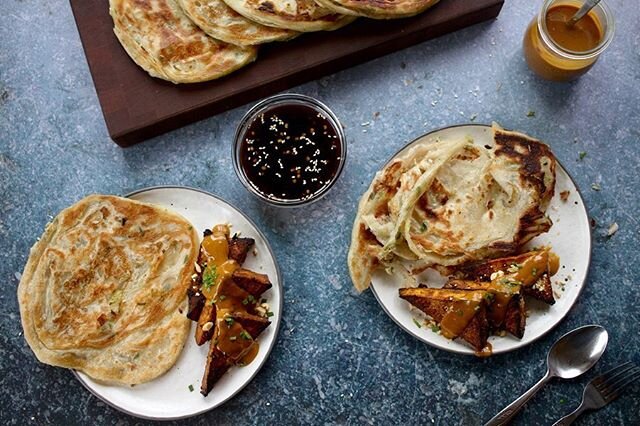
xmin=523 ymin=0 xmax=614 ymax=82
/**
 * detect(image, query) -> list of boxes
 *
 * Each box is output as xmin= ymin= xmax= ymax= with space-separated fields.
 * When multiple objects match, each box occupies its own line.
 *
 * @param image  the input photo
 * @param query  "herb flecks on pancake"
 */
xmin=222 ymin=0 xmax=355 ymax=32
xmin=110 ymin=0 xmax=257 ymax=83
xmin=18 ymin=195 xmax=199 ymax=385
xmin=314 ymin=0 xmax=439 ymax=19
xmin=178 ymin=0 xmax=298 ymax=46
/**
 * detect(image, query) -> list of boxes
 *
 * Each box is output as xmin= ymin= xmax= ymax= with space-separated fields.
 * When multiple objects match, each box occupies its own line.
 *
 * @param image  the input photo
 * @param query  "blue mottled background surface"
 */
xmin=1 ymin=0 xmax=639 ymax=424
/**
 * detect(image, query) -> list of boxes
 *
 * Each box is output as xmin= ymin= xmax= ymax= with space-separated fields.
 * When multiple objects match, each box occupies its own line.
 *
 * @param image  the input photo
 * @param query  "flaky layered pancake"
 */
xmin=222 ymin=0 xmax=355 ymax=32
xmin=18 ymin=195 xmax=199 ymax=385
xmin=178 ymin=0 xmax=298 ymax=46
xmin=348 ymin=124 xmax=556 ymax=292
xmin=109 ymin=0 xmax=257 ymax=83
xmin=314 ymin=0 xmax=439 ymax=19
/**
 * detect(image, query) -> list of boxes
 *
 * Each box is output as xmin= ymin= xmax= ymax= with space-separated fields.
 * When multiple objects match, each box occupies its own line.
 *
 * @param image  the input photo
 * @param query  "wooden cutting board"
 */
xmin=70 ymin=0 xmax=504 ymax=147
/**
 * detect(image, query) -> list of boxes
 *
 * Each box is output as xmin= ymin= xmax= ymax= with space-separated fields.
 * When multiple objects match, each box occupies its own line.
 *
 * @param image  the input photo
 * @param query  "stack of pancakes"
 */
xmin=109 ymin=0 xmax=440 ymax=83
xmin=348 ymin=124 xmax=557 ymax=292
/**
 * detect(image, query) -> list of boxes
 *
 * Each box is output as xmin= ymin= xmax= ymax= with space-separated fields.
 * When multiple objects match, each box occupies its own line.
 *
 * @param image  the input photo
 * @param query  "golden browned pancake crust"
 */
xmin=178 ymin=0 xmax=298 ymax=45
xmin=314 ymin=0 xmax=439 ymax=19
xmin=109 ymin=0 xmax=257 ymax=83
xmin=348 ymin=124 xmax=556 ymax=292
xmin=222 ymin=0 xmax=355 ymax=32
xmin=18 ymin=195 xmax=199 ymax=385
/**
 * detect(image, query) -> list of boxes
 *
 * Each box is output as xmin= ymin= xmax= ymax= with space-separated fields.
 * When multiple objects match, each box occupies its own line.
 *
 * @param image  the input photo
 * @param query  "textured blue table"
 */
xmin=1 ymin=1 xmax=639 ymax=425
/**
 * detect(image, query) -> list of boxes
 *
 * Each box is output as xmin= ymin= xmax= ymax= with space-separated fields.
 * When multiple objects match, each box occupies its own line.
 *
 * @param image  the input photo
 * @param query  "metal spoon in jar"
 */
xmin=485 ymin=325 xmax=609 ymax=426
xmin=567 ymin=0 xmax=602 ymax=27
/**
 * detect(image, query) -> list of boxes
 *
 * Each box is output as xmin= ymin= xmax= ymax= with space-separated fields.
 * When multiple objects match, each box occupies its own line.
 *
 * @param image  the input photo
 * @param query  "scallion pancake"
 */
xmin=348 ymin=124 xmax=557 ymax=292
xmin=221 ymin=0 xmax=355 ymax=32
xmin=178 ymin=0 xmax=298 ymax=46
xmin=110 ymin=0 xmax=257 ymax=83
xmin=314 ymin=0 xmax=439 ymax=19
xmin=18 ymin=195 xmax=200 ymax=385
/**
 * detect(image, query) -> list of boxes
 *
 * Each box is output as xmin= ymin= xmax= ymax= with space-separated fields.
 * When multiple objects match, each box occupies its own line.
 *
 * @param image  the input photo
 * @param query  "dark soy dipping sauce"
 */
xmin=239 ymin=104 xmax=342 ymax=202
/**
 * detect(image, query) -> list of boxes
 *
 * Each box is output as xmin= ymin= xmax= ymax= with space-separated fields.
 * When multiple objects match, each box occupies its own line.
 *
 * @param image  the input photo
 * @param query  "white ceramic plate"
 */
xmin=370 ymin=125 xmax=591 ymax=355
xmin=73 ymin=186 xmax=282 ymax=419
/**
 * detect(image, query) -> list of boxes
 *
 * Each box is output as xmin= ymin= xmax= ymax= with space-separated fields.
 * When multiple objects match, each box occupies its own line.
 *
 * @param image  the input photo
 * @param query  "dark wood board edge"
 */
xmin=70 ymin=0 xmax=504 ymax=147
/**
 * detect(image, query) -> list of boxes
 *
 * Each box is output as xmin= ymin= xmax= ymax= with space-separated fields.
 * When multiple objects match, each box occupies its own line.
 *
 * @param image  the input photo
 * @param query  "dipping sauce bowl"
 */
xmin=233 ymin=94 xmax=346 ymax=207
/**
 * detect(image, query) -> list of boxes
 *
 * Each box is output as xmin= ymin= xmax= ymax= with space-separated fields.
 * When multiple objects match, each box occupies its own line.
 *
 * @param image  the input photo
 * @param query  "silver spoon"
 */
xmin=567 ymin=0 xmax=601 ymax=27
xmin=485 ymin=325 xmax=608 ymax=426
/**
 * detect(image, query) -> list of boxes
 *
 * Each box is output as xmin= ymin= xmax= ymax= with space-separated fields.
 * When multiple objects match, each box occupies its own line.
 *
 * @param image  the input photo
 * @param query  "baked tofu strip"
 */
xmin=231 ymin=312 xmax=271 ymax=339
xmin=232 ymin=269 xmax=272 ymax=296
xmin=444 ymin=280 xmax=526 ymax=338
xmin=522 ymin=273 xmax=555 ymax=305
xmin=200 ymin=314 xmax=271 ymax=396
xmin=442 ymin=250 xmax=557 ymax=305
xmin=399 ymin=287 xmax=490 ymax=352
xmin=186 ymin=286 xmax=205 ymax=321
xmin=200 ymin=345 xmax=232 ymax=396
xmin=228 ymin=235 xmax=255 ymax=265
xmin=195 ymin=303 xmax=216 ymax=346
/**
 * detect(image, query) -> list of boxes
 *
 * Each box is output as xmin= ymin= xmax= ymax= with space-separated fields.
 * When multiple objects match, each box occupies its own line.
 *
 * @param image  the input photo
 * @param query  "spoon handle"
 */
xmin=568 ymin=0 xmax=601 ymax=26
xmin=484 ymin=371 xmax=552 ymax=426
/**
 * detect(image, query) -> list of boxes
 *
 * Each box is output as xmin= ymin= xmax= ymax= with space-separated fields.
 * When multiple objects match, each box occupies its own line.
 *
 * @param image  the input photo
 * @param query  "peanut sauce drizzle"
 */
xmin=440 ymin=248 xmax=560 ymax=355
xmin=439 ymin=293 xmax=485 ymax=340
xmin=200 ymin=225 xmax=259 ymax=365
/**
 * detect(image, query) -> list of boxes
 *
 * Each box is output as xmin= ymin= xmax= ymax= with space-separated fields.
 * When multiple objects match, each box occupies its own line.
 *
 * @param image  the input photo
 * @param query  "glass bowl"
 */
xmin=232 ymin=93 xmax=347 ymax=208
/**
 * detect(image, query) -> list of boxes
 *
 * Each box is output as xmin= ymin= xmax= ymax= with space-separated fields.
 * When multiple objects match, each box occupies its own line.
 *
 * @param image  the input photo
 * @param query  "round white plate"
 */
xmin=73 ymin=186 xmax=283 ymax=419
xmin=370 ymin=125 xmax=591 ymax=355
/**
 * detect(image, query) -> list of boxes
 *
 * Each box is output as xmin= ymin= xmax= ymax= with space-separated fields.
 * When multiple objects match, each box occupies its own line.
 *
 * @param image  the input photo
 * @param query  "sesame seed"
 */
xmin=238 ymin=104 xmax=342 ymax=202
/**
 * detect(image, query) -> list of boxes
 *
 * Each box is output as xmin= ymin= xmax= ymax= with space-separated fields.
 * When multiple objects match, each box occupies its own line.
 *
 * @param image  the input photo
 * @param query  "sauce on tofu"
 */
xmin=216 ymin=317 xmax=254 ymax=361
xmin=485 ymin=249 xmax=558 ymax=324
xmin=487 ymin=291 xmax=513 ymax=327
xmin=239 ymin=341 xmax=260 ymax=365
xmin=439 ymin=295 xmax=483 ymax=340
xmin=450 ymin=281 xmax=515 ymax=329
xmin=511 ymin=249 xmax=559 ymax=287
xmin=199 ymin=225 xmax=259 ymax=364
xmin=201 ymin=225 xmax=239 ymax=299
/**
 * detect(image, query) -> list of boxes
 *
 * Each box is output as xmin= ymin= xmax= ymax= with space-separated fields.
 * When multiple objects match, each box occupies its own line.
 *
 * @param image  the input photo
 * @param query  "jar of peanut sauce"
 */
xmin=523 ymin=0 xmax=614 ymax=82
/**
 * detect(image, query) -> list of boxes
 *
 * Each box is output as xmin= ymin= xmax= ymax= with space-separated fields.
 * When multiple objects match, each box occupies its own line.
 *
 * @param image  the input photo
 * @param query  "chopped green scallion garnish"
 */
xmin=242 ymin=295 xmax=256 ymax=305
xmin=202 ymin=265 xmax=218 ymax=290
